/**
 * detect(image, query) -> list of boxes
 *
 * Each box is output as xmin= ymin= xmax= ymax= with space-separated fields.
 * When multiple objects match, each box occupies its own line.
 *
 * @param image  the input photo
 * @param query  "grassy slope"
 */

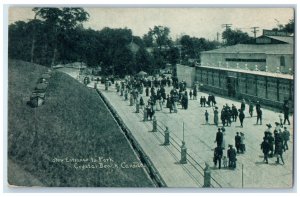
xmin=8 ymin=60 xmax=154 ymax=187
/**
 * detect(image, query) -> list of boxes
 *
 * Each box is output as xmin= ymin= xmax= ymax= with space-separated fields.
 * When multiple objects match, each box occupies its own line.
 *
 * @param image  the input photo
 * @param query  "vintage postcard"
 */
xmin=7 ymin=6 xmax=294 ymax=188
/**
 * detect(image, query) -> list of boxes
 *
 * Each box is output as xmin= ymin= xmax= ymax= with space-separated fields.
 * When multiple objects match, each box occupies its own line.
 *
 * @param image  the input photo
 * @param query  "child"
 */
xmin=222 ymin=156 xmax=228 ymax=168
xmin=205 ymin=110 xmax=209 ymax=124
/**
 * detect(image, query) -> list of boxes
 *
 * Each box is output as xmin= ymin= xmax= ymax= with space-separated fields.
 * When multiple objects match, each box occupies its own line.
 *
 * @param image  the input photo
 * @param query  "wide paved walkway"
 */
xmin=93 ymin=81 xmax=293 ymax=188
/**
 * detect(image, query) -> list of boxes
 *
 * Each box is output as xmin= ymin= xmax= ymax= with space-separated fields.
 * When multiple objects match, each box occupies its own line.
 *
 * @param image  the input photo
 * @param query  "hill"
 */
xmin=8 ymin=60 xmax=154 ymax=187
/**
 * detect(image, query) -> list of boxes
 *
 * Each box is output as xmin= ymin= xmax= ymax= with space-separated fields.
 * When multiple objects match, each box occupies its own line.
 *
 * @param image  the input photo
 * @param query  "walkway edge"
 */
xmin=96 ymin=89 xmax=167 ymax=187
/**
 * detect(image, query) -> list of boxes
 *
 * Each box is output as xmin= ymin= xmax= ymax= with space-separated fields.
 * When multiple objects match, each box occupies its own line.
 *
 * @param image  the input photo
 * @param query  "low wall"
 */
xmin=176 ymin=64 xmax=196 ymax=87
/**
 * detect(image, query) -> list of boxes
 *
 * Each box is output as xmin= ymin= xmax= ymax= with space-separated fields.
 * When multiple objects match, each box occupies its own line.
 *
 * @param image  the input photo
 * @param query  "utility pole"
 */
xmin=216 ymin=32 xmax=220 ymax=42
xmin=222 ymin=24 xmax=232 ymax=30
xmin=251 ymin=27 xmax=259 ymax=38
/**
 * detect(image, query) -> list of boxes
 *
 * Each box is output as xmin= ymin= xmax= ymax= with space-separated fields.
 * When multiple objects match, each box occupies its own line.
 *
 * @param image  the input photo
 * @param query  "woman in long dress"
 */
xmin=214 ymin=108 xmax=219 ymax=126
xmin=221 ymin=131 xmax=226 ymax=150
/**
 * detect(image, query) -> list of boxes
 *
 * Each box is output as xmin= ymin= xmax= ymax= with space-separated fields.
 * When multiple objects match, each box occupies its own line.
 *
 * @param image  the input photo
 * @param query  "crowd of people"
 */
xmin=261 ymin=123 xmax=290 ymax=165
xmin=111 ymin=75 xmax=292 ymax=170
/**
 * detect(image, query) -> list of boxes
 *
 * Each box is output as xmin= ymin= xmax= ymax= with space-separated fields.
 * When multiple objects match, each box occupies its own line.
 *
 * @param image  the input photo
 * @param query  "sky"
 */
xmin=8 ymin=7 xmax=294 ymax=40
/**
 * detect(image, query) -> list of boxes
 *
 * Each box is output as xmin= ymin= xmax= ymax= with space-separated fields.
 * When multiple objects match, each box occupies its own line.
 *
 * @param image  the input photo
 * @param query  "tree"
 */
xmin=272 ymin=19 xmax=294 ymax=34
xmin=145 ymin=26 xmax=172 ymax=50
xmin=222 ymin=28 xmax=251 ymax=46
xmin=283 ymin=19 xmax=294 ymax=33
xmin=135 ymin=47 xmax=153 ymax=74
xmin=32 ymin=8 xmax=89 ymax=66
xmin=179 ymin=35 xmax=219 ymax=63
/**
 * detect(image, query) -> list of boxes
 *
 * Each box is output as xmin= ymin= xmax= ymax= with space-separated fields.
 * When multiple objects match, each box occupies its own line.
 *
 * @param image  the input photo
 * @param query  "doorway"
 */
xmin=227 ymin=77 xmax=236 ymax=97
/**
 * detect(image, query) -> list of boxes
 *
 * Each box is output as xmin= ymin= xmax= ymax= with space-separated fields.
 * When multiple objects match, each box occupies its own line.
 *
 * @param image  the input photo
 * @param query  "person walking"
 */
xmin=283 ymin=102 xmax=290 ymax=125
xmin=256 ymin=108 xmax=262 ymax=125
xmin=189 ymin=89 xmax=193 ymax=100
xmin=214 ymin=146 xmax=223 ymax=169
xmin=145 ymin=86 xmax=149 ymax=97
xmin=205 ymin=110 xmax=209 ymax=124
xmin=249 ymin=100 xmax=254 ymax=117
xmin=239 ymin=109 xmax=245 ymax=127
xmin=227 ymin=145 xmax=237 ymax=169
xmin=275 ymin=141 xmax=285 ymax=165
xmin=166 ymin=95 xmax=173 ymax=113
xmin=214 ymin=107 xmax=219 ymax=126
xmin=241 ymin=99 xmax=246 ymax=112
xmin=222 ymin=156 xmax=228 ymax=168
xmin=193 ymin=87 xmax=197 ymax=100
xmin=261 ymin=138 xmax=270 ymax=164
xmin=235 ymin=132 xmax=242 ymax=153
xmin=215 ymin=128 xmax=223 ymax=147
xmin=221 ymin=129 xmax=227 ymax=150
xmin=268 ymin=133 xmax=275 ymax=157
xmin=240 ymin=132 xmax=245 ymax=153
xmin=282 ymin=127 xmax=290 ymax=151
xmin=232 ymin=104 xmax=238 ymax=122
xmin=139 ymin=97 xmax=145 ymax=110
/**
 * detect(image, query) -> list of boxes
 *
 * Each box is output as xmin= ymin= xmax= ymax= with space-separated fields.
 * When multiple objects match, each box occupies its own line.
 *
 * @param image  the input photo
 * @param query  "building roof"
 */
xmin=198 ymin=65 xmax=293 ymax=80
xmin=201 ymin=43 xmax=293 ymax=55
xmin=202 ymin=34 xmax=294 ymax=55
xmin=265 ymin=36 xmax=294 ymax=44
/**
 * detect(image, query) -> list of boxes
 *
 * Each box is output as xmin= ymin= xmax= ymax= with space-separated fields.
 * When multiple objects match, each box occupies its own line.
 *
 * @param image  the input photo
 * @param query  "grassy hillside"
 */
xmin=8 ymin=60 xmax=154 ymax=187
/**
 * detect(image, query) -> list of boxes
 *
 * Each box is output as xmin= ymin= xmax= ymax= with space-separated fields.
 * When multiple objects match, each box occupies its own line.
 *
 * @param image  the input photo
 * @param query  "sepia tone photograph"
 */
xmin=7 ymin=6 xmax=295 ymax=188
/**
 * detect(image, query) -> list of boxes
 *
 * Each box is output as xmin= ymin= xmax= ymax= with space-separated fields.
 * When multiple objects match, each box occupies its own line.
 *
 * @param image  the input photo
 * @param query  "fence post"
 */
xmin=130 ymin=95 xmax=134 ymax=106
xmin=152 ymin=116 xmax=157 ymax=132
xmin=203 ymin=162 xmax=211 ymax=188
xmin=136 ymin=102 xmax=140 ymax=113
xmin=180 ymin=141 xmax=187 ymax=164
xmin=143 ymin=108 xmax=147 ymax=121
xmin=164 ymin=127 xmax=170 ymax=145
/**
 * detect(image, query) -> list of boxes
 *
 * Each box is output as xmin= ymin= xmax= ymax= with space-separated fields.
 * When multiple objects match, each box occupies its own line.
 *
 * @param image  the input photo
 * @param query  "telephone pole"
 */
xmin=222 ymin=24 xmax=232 ymax=30
xmin=216 ymin=32 xmax=220 ymax=42
xmin=251 ymin=27 xmax=259 ymax=38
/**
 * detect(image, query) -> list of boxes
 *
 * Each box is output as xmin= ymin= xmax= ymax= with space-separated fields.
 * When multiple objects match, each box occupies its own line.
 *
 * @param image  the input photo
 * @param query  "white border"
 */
xmin=1 ymin=0 xmax=299 ymax=196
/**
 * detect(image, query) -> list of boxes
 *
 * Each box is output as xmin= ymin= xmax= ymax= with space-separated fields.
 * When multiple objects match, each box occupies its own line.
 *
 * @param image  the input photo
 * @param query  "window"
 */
xmin=225 ymin=58 xmax=266 ymax=62
xmin=280 ymin=56 xmax=286 ymax=67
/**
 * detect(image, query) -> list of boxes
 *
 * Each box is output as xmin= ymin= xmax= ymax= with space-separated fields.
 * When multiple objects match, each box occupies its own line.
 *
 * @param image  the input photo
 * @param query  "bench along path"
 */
xmin=91 ymin=81 xmax=293 ymax=188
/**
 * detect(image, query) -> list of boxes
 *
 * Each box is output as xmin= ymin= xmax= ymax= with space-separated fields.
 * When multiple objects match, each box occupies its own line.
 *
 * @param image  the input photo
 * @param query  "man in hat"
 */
xmin=283 ymin=101 xmax=290 ymax=125
xmin=227 ymin=145 xmax=237 ymax=169
xmin=235 ymin=132 xmax=242 ymax=153
xmin=282 ymin=127 xmax=290 ymax=151
xmin=240 ymin=132 xmax=246 ymax=153
xmin=275 ymin=141 xmax=285 ymax=165
xmin=213 ymin=145 xmax=223 ymax=169
xmin=249 ymin=100 xmax=254 ymax=117
xmin=215 ymin=128 xmax=223 ymax=147
xmin=238 ymin=109 xmax=245 ymax=127
xmin=261 ymin=138 xmax=270 ymax=164
xmin=256 ymin=107 xmax=262 ymax=125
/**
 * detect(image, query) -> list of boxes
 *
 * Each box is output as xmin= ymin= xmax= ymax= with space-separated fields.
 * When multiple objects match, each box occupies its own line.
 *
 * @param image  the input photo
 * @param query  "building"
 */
xmin=200 ymin=30 xmax=294 ymax=74
xmin=187 ymin=30 xmax=294 ymax=109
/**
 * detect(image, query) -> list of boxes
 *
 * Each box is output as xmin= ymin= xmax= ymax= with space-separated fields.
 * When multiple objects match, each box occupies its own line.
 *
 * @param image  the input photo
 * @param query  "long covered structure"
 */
xmin=195 ymin=30 xmax=294 ymax=109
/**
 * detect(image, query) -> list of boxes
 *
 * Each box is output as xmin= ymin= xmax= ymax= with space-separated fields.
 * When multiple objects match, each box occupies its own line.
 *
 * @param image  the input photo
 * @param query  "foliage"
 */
xmin=179 ymin=35 xmax=219 ymax=63
xmin=222 ymin=28 xmax=251 ymax=46
xmin=144 ymin=26 xmax=172 ymax=49
xmin=272 ymin=19 xmax=295 ymax=34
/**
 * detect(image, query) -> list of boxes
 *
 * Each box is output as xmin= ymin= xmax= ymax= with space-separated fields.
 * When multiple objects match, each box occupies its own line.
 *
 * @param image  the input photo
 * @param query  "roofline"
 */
xmin=201 ymin=52 xmax=293 ymax=55
xmin=196 ymin=65 xmax=293 ymax=80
